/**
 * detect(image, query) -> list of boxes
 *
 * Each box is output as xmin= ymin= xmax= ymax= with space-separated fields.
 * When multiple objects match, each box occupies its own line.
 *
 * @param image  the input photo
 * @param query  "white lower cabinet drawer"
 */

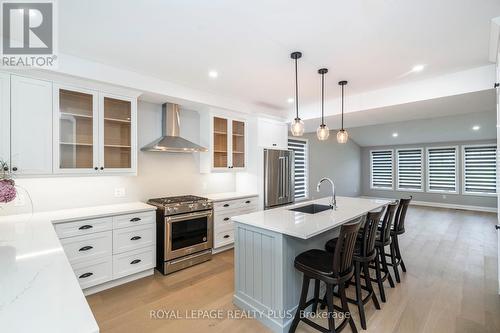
xmin=113 ymin=211 xmax=155 ymax=229
xmin=61 ymin=231 xmax=112 ymax=264
xmin=113 ymin=246 xmax=155 ymax=279
xmin=214 ymin=226 xmax=234 ymax=248
xmin=54 ymin=217 xmax=113 ymax=239
xmin=72 ymin=256 xmax=113 ymax=289
xmin=214 ymin=197 xmax=258 ymax=213
xmin=113 ymin=224 xmax=155 ymax=254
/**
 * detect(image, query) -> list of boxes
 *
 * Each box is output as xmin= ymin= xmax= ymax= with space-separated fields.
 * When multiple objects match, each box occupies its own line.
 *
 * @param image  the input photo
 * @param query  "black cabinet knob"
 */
xmin=100 ymin=167 xmax=104 ymax=170
xmin=3 ymin=166 xmax=8 ymax=171
xmin=272 ymin=143 xmax=277 ymax=146
xmin=94 ymin=167 xmax=98 ymax=170
xmin=78 ymin=225 xmax=93 ymax=230
xmin=245 ymin=200 xmax=251 ymax=204
xmin=223 ymin=217 xmax=230 ymax=221
xmin=223 ymin=235 xmax=230 ymax=239
xmin=130 ymin=259 xmax=141 ymax=265
xmin=79 ymin=272 xmax=93 ymax=279
xmin=223 ymin=204 xmax=230 ymax=207
xmin=130 ymin=236 xmax=142 ymax=241
xmin=496 ymin=225 xmax=500 ymax=230
xmin=12 ymin=167 xmax=17 ymax=171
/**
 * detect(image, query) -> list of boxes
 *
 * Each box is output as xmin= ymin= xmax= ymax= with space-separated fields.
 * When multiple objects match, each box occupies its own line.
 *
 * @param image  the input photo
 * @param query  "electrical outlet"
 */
xmin=114 ymin=188 xmax=126 ymax=198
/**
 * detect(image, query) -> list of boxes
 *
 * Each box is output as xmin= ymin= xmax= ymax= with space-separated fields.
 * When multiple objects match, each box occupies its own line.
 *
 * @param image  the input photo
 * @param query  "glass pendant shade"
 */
xmin=317 ymin=124 xmax=329 ymax=140
xmin=337 ymin=129 xmax=349 ymax=144
xmin=291 ymin=118 xmax=304 ymax=136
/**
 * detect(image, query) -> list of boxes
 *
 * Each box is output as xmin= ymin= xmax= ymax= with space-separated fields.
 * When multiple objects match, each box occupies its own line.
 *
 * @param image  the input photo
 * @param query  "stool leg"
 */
xmin=339 ymin=282 xmax=357 ymax=333
xmin=364 ymin=261 xmax=380 ymax=310
xmin=390 ymin=242 xmax=401 ymax=283
xmin=380 ymin=246 xmax=395 ymax=288
xmin=312 ymin=279 xmax=320 ymax=313
xmin=325 ymin=283 xmax=337 ymax=333
xmin=374 ymin=248 xmax=386 ymax=303
xmin=354 ymin=261 xmax=366 ymax=330
xmin=394 ymin=234 xmax=407 ymax=272
xmin=289 ymin=276 xmax=310 ymax=333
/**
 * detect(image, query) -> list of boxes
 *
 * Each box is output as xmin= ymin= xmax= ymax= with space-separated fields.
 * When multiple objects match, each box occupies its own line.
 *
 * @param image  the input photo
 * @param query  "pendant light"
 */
xmin=290 ymin=52 xmax=304 ymax=136
xmin=316 ymin=68 xmax=329 ymax=140
xmin=337 ymin=80 xmax=349 ymax=144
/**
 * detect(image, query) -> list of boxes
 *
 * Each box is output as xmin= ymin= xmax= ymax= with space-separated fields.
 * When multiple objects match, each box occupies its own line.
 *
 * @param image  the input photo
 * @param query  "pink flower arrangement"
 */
xmin=0 ymin=160 xmax=16 ymax=203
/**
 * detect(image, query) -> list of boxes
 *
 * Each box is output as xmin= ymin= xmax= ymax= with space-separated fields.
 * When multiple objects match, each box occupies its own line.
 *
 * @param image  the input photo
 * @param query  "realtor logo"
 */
xmin=1 ymin=1 xmax=57 ymax=67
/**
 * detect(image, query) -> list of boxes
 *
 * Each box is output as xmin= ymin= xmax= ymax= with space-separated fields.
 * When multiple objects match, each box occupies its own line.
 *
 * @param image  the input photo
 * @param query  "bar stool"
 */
xmin=324 ymin=210 xmax=384 ymax=330
xmin=289 ymin=218 xmax=363 ymax=333
xmin=385 ymin=196 xmax=412 ymax=282
xmin=371 ymin=202 xmax=397 ymax=302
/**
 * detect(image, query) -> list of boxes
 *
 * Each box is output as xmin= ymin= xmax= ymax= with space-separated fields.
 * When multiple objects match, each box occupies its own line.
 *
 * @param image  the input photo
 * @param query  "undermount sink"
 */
xmin=289 ymin=204 xmax=333 ymax=214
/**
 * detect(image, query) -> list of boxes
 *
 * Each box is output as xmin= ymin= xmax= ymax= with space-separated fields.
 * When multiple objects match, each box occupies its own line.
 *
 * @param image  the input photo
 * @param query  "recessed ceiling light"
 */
xmin=472 ymin=125 xmax=480 ymax=131
xmin=287 ymin=98 xmax=294 ymax=104
xmin=411 ymin=64 xmax=425 ymax=72
xmin=208 ymin=70 xmax=218 ymax=78
xmin=392 ymin=132 xmax=398 ymax=138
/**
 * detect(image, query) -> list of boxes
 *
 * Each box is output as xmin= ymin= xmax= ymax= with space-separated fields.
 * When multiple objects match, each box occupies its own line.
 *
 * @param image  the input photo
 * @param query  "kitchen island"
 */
xmin=231 ymin=196 xmax=391 ymax=333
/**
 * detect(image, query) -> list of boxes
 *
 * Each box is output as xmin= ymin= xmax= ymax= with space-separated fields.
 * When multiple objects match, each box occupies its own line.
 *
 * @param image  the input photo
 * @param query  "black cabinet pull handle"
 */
xmin=223 ymin=235 xmax=230 ymax=239
xmin=223 ymin=204 xmax=229 ymax=207
xmin=223 ymin=217 xmax=230 ymax=221
xmin=130 ymin=236 xmax=142 ymax=241
xmin=245 ymin=200 xmax=251 ymax=204
xmin=130 ymin=217 xmax=141 ymax=222
xmin=79 ymin=246 xmax=93 ymax=252
xmin=496 ymin=225 xmax=500 ymax=230
xmin=12 ymin=167 xmax=17 ymax=171
xmin=78 ymin=225 xmax=93 ymax=230
xmin=79 ymin=272 xmax=93 ymax=279
xmin=130 ymin=259 xmax=141 ymax=265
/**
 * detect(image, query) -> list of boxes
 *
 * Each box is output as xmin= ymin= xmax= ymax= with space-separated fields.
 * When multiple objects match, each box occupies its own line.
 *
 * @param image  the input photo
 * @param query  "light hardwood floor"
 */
xmin=87 ymin=206 xmax=500 ymax=333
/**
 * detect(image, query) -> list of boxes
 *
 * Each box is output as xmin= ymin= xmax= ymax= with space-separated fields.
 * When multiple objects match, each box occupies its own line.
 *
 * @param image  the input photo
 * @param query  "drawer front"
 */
xmin=113 ymin=211 xmax=155 ymax=229
xmin=54 ymin=217 xmax=113 ymax=239
xmin=214 ymin=197 xmax=258 ymax=212
xmin=214 ymin=205 xmax=259 ymax=230
xmin=61 ymin=231 xmax=112 ymax=264
xmin=72 ymin=256 xmax=112 ymax=289
xmin=113 ymin=224 xmax=155 ymax=254
xmin=113 ymin=246 xmax=155 ymax=279
xmin=214 ymin=226 xmax=234 ymax=249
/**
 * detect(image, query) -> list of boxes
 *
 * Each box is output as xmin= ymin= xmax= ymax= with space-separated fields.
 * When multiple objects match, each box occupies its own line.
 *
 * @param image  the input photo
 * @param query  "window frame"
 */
xmin=426 ymin=145 xmax=459 ymax=194
xmin=461 ymin=144 xmax=497 ymax=197
xmin=288 ymin=138 xmax=309 ymax=201
xmin=396 ymin=147 xmax=424 ymax=192
xmin=370 ymin=149 xmax=394 ymax=191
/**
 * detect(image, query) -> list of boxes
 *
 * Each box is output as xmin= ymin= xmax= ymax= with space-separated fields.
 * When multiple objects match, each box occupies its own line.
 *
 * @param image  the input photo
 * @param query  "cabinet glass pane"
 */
xmin=59 ymin=89 xmax=94 ymax=169
xmin=213 ymin=117 xmax=228 ymax=168
xmin=232 ymin=120 xmax=245 ymax=168
xmin=103 ymin=97 xmax=131 ymax=169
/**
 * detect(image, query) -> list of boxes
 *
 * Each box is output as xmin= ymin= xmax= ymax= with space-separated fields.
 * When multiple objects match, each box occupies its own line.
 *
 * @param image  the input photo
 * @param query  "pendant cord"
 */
xmin=341 ymin=83 xmax=344 ymax=130
xmin=321 ymin=73 xmax=324 ymax=125
xmin=295 ymin=58 xmax=299 ymax=119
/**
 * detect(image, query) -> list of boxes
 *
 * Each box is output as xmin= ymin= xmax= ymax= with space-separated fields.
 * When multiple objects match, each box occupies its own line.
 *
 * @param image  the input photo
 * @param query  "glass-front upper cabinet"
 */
xmin=213 ymin=117 xmax=228 ymax=168
xmin=54 ymin=86 xmax=99 ymax=173
xmin=232 ymin=120 xmax=245 ymax=168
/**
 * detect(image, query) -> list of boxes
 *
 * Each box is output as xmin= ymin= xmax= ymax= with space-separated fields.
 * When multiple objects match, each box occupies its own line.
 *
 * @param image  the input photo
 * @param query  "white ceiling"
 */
xmin=58 ymin=0 xmax=500 ymax=118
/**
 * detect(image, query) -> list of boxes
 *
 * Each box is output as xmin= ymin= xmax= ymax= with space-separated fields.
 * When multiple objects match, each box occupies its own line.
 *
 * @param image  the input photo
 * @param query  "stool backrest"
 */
xmin=378 ymin=202 xmax=398 ymax=243
xmin=359 ymin=210 xmax=384 ymax=257
xmin=393 ymin=196 xmax=412 ymax=233
xmin=332 ymin=217 xmax=363 ymax=276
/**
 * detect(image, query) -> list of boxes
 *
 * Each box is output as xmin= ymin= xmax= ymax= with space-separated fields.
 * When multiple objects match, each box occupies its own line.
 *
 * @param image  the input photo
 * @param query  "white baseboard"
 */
xmin=361 ymin=196 xmax=497 ymax=213
xmin=83 ymin=269 xmax=154 ymax=296
xmin=212 ymin=243 xmax=234 ymax=254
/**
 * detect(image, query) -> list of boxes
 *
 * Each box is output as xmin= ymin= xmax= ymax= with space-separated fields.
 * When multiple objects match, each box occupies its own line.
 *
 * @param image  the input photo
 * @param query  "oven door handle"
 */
xmin=166 ymin=211 xmax=212 ymax=222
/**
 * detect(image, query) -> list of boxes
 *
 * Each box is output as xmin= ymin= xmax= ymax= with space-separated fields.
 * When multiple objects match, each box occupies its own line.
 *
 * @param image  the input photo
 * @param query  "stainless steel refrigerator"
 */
xmin=264 ymin=149 xmax=295 ymax=209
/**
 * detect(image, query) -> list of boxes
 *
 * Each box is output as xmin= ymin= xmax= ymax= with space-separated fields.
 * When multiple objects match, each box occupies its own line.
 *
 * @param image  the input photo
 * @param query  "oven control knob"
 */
xmin=166 ymin=207 xmax=172 ymax=213
xmin=202 ymin=202 xmax=207 ymax=207
xmin=173 ymin=207 xmax=178 ymax=212
xmin=188 ymin=204 xmax=195 ymax=209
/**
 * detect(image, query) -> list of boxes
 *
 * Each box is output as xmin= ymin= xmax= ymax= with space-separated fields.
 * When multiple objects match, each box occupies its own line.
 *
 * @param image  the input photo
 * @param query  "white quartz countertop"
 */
xmin=231 ymin=196 xmax=391 ymax=239
xmin=0 ymin=202 xmax=156 ymax=333
xmin=204 ymin=192 xmax=258 ymax=202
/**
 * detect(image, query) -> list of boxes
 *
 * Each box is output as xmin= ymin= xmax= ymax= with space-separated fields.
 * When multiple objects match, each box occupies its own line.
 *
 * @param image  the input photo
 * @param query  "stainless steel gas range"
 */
xmin=147 ymin=195 xmax=213 ymax=275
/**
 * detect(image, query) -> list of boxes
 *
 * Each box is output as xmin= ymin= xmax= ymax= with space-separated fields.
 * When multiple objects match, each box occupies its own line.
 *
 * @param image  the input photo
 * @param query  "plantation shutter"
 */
xmin=288 ymin=139 xmax=308 ymax=199
xmin=463 ymin=145 xmax=497 ymax=195
xmin=371 ymin=150 xmax=393 ymax=189
xmin=427 ymin=147 xmax=457 ymax=192
xmin=397 ymin=149 xmax=423 ymax=190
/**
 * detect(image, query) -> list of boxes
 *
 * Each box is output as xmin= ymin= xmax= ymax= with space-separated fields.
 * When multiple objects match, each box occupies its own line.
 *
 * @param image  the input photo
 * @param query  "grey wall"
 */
xmin=304 ymin=132 xmax=362 ymax=200
xmin=361 ymin=140 xmax=497 ymax=208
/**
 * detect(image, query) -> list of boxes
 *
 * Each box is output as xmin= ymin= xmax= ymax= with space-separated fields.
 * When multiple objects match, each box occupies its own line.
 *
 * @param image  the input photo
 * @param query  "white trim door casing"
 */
xmin=496 ymin=47 xmax=500 ymax=294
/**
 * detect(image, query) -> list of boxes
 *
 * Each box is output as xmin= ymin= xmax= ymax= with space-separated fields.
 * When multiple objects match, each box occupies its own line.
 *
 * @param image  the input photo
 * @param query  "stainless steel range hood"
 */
xmin=141 ymin=103 xmax=208 ymax=153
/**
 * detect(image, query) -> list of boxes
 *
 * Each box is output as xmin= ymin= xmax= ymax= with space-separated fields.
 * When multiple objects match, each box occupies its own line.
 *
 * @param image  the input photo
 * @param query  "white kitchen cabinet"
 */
xmin=53 ymin=85 xmax=137 ymax=174
xmin=0 ymin=73 xmax=10 ymax=166
xmin=257 ymin=117 xmax=288 ymax=149
xmin=10 ymin=75 xmax=53 ymax=175
xmin=200 ymin=112 xmax=247 ymax=173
